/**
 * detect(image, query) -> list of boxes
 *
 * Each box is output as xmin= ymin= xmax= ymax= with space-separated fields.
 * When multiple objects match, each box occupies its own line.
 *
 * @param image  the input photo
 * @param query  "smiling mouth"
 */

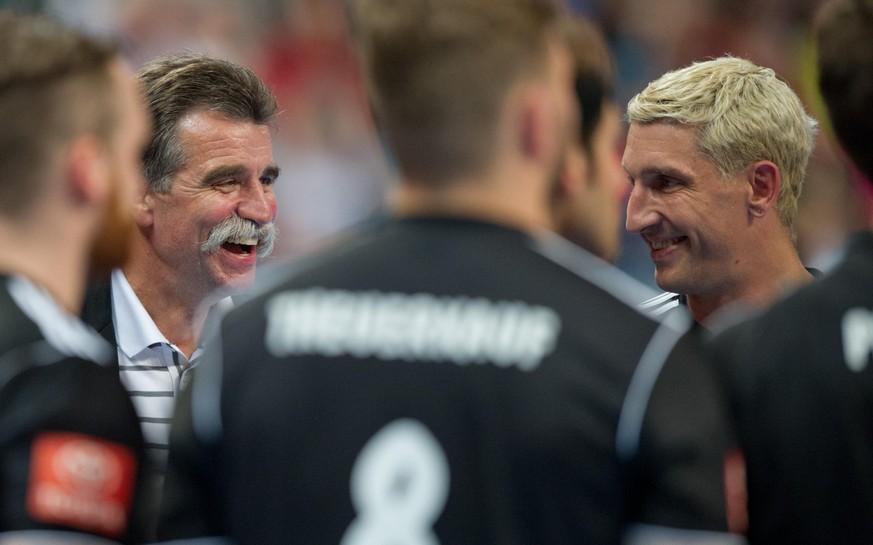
xmin=649 ymin=237 xmax=685 ymax=250
xmin=221 ymin=236 xmax=257 ymax=256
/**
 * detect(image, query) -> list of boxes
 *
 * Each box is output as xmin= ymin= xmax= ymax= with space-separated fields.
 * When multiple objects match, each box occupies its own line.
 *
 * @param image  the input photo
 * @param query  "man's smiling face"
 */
xmin=144 ymin=109 xmax=279 ymax=300
xmin=623 ymin=121 xmax=749 ymax=297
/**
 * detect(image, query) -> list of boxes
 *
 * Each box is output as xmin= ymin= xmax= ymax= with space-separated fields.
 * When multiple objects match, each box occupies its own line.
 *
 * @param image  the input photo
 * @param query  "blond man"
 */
xmin=625 ymin=56 xmax=819 ymax=326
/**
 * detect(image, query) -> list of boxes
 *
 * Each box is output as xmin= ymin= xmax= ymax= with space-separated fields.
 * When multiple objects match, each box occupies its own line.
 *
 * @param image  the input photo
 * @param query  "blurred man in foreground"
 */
xmin=552 ymin=16 xmax=627 ymax=263
xmin=709 ymin=0 xmax=873 ymax=542
xmin=0 ymin=11 xmax=151 ymax=543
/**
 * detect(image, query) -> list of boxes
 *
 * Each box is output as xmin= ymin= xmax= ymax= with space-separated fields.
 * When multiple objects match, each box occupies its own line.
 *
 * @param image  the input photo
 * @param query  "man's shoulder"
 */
xmin=0 ymin=279 xmax=41 ymax=349
xmin=247 ymin=222 xmax=660 ymax=320
xmin=531 ymin=231 xmax=661 ymax=311
xmin=0 ymin=281 xmax=117 ymax=398
xmin=0 ymin=283 xmax=46 ymax=389
xmin=706 ymin=259 xmax=867 ymax=393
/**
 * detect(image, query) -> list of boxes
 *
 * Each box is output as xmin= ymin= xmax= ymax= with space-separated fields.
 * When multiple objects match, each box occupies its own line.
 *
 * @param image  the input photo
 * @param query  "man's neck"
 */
xmin=0 ymin=222 xmax=86 ymax=314
xmin=686 ymin=256 xmax=814 ymax=326
xmin=121 ymin=266 xmax=213 ymax=358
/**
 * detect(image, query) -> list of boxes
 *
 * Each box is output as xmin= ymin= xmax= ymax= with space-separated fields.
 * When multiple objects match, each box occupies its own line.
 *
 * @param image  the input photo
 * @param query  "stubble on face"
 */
xmin=89 ymin=167 xmax=136 ymax=276
xmin=623 ymin=121 xmax=751 ymax=297
xmin=89 ymin=61 xmax=149 ymax=277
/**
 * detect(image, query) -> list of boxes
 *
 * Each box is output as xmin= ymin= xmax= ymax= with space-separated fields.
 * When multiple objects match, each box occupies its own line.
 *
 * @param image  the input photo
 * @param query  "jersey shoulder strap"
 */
xmin=0 ymin=279 xmax=68 ymax=391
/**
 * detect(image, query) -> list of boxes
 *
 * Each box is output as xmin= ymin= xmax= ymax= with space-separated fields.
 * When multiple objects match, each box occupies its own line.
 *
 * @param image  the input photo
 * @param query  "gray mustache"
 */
xmin=201 ymin=215 xmax=277 ymax=259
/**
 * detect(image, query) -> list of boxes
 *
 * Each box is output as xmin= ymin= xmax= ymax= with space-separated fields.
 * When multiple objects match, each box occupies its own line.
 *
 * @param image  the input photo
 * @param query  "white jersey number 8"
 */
xmin=341 ymin=418 xmax=451 ymax=545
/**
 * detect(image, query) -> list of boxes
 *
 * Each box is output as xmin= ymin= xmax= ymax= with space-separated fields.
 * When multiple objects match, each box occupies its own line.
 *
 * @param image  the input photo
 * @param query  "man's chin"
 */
xmin=653 ymin=267 xmax=687 ymax=295
xmin=209 ymin=264 xmax=259 ymax=298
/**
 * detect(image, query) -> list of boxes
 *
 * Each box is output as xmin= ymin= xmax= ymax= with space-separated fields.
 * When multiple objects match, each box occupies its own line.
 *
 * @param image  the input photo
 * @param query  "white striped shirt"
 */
xmin=110 ymin=269 xmax=201 ymax=468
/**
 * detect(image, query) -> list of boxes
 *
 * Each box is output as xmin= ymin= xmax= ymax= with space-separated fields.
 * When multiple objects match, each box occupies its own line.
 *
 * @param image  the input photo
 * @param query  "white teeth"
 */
xmin=651 ymin=238 xmax=681 ymax=250
xmin=227 ymin=237 xmax=257 ymax=246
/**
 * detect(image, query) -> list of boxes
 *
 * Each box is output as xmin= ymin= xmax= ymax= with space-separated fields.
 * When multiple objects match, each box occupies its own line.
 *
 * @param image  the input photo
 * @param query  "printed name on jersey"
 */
xmin=842 ymin=307 xmax=873 ymax=372
xmin=26 ymin=432 xmax=137 ymax=539
xmin=265 ymin=288 xmax=562 ymax=371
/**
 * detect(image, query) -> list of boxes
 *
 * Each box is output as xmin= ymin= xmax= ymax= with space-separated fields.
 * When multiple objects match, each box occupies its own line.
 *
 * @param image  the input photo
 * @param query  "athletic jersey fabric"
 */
xmin=0 ymin=275 xmax=147 ymax=543
xmin=709 ymin=230 xmax=873 ymax=544
xmin=159 ymin=217 xmax=734 ymax=544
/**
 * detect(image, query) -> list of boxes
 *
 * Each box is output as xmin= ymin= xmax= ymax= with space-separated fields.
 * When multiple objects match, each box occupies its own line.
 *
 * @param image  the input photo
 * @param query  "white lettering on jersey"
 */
xmin=341 ymin=419 xmax=449 ymax=545
xmin=842 ymin=307 xmax=873 ymax=372
xmin=264 ymin=289 xmax=561 ymax=371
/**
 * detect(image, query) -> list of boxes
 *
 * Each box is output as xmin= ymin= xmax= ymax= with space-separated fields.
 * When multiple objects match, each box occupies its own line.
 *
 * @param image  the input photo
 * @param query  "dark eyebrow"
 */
xmin=200 ymin=164 xmax=281 ymax=186
xmin=639 ymin=166 xmax=689 ymax=180
xmin=201 ymin=166 xmax=247 ymax=186
xmin=262 ymin=165 xmax=280 ymax=181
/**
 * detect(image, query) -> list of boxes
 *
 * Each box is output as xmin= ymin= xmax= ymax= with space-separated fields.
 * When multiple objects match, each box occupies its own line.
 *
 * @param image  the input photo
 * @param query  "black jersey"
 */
xmin=160 ymin=217 xmax=733 ymax=545
xmin=709 ymin=230 xmax=873 ymax=544
xmin=0 ymin=276 xmax=148 ymax=544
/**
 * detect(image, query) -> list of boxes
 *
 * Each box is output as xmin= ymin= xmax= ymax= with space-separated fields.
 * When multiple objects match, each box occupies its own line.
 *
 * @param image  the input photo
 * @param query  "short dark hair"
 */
xmin=815 ymin=0 xmax=873 ymax=182
xmin=137 ymin=53 xmax=279 ymax=192
xmin=0 ymin=11 xmax=120 ymax=216
xmin=564 ymin=16 xmax=615 ymax=157
xmin=351 ymin=0 xmax=563 ymax=186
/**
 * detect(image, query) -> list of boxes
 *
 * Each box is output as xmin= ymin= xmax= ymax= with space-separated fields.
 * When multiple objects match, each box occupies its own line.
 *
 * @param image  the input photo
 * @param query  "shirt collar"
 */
xmin=110 ymin=269 xmax=234 ymax=360
xmin=8 ymin=275 xmax=112 ymax=364
xmin=111 ymin=268 xmax=170 ymax=359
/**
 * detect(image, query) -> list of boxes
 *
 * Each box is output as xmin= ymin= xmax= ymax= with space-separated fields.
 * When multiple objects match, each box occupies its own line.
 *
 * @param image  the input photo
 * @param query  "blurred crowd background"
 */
xmin=2 ymin=0 xmax=869 ymax=288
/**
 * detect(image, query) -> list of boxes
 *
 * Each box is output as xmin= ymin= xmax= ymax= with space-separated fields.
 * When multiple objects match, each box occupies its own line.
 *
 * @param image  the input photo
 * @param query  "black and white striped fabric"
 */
xmin=118 ymin=342 xmax=195 ymax=463
xmin=110 ymin=270 xmax=199 ymax=469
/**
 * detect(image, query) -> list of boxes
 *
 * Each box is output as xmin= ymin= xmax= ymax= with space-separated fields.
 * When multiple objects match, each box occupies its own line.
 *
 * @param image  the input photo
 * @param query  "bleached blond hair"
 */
xmin=627 ymin=56 xmax=817 ymax=231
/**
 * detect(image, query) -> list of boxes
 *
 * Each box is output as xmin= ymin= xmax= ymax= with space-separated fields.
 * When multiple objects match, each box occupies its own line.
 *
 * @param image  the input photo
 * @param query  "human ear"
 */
xmin=135 ymin=188 xmax=156 ymax=228
xmin=520 ymin=88 xmax=547 ymax=161
xmin=519 ymin=82 xmax=569 ymax=169
xmin=747 ymin=161 xmax=780 ymax=217
xmin=65 ymin=135 xmax=109 ymax=205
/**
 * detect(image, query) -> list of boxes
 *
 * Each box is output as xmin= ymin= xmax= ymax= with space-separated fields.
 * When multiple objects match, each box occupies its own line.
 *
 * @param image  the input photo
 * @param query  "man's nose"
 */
xmin=237 ymin=180 xmax=276 ymax=225
xmin=625 ymin=184 xmax=656 ymax=234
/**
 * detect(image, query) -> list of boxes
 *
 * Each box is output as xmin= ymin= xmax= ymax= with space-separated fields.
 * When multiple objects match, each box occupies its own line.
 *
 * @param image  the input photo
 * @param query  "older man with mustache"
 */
xmin=80 ymin=53 xmax=279 ymax=538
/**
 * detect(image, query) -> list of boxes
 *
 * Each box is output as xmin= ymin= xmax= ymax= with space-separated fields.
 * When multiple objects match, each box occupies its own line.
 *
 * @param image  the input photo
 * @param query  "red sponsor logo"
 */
xmin=26 ymin=432 xmax=137 ymax=539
